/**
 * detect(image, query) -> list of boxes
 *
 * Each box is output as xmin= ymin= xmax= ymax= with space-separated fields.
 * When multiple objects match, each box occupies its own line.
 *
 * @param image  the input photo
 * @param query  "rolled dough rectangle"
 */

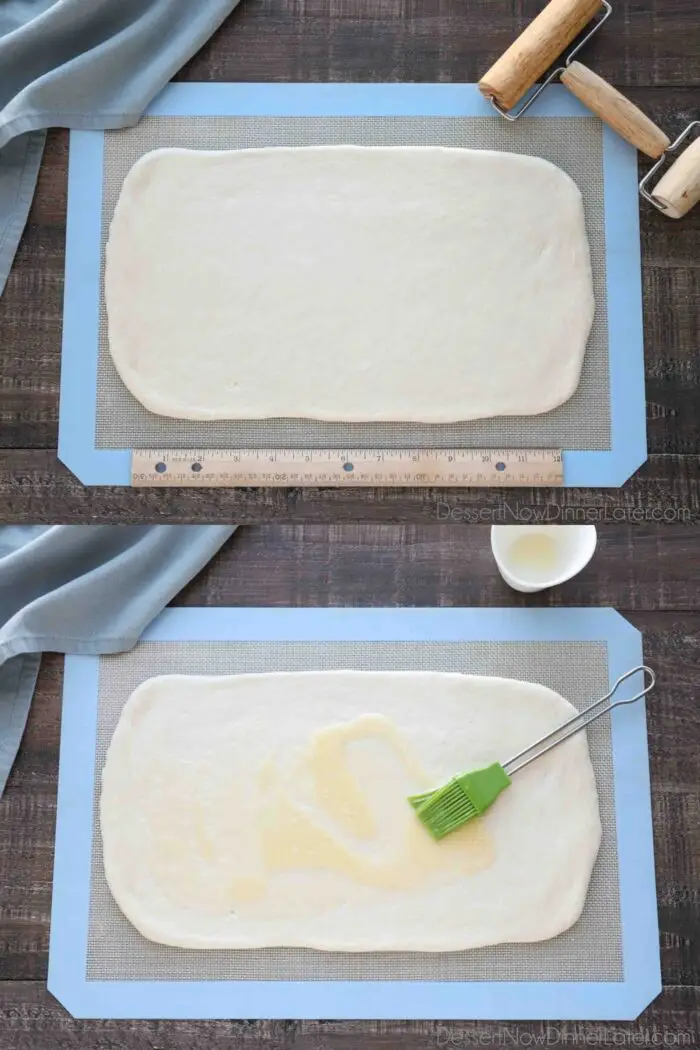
xmin=105 ymin=146 xmax=594 ymax=423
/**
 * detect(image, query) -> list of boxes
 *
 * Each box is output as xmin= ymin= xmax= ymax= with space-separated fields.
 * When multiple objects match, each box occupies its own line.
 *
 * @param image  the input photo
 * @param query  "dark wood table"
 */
xmin=0 ymin=524 xmax=698 ymax=1046
xmin=1 ymin=0 xmax=699 ymax=523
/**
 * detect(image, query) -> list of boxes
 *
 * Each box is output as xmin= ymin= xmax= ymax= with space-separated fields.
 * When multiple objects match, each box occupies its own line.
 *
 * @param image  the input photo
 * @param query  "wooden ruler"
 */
xmin=131 ymin=448 xmax=564 ymax=487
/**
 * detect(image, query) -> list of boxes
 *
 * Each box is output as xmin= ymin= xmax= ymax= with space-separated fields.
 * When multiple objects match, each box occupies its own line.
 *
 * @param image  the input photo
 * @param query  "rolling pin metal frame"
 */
xmin=639 ymin=121 xmax=700 ymax=215
xmin=488 ymin=0 xmax=612 ymax=121
xmin=481 ymin=0 xmax=698 ymax=218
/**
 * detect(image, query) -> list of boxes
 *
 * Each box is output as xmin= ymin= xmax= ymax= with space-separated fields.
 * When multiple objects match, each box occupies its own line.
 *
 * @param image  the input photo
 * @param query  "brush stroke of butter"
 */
xmin=230 ymin=713 xmax=494 ymax=908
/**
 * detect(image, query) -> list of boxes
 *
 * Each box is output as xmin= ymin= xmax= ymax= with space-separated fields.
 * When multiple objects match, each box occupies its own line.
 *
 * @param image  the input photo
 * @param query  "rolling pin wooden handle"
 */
xmin=651 ymin=136 xmax=700 ymax=219
xmin=560 ymin=62 xmax=670 ymax=159
xmin=478 ymin=0 xmax=602 ymax=112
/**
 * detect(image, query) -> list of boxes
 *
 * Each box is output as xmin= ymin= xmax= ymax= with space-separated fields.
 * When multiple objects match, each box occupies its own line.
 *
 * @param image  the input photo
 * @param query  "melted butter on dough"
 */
xmin=253 ymin=714 xmax=494 ymax=904
xmin=230 ymin=876 xmax=267 ymax=904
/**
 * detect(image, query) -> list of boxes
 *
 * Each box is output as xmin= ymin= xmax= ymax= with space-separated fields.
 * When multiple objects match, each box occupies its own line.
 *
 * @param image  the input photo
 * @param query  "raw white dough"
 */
xmin=100 ymin=671 xmax=602 ymax=951
xmin=105 ymin=146 xmax=594 ymax=422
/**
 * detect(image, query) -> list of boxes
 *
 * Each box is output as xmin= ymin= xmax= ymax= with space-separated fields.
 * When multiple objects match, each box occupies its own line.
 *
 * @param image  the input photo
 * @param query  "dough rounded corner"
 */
xmin=552 ymin=815 xmax=604 ymax=940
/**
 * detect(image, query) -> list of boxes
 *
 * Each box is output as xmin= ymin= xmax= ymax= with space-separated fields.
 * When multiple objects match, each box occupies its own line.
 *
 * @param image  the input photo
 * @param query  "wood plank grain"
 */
xmin=0 ymin=655 xmax=60 ymax=982
xmin=0 ymin=450 xmax=698 ymax=523
xmin=177 ymin=0 xmax=700 ymax=89
xmin=174 ymin=524 xmax=700 ymax=611
xmin=0 ymin=130 xmax=67 ymax=451
xmin=0 ymin=980 xmax=697 ymax=1050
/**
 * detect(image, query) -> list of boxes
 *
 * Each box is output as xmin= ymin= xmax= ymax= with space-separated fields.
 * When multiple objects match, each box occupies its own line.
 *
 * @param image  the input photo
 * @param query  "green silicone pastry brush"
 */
xmin=409 ymin=665 xmax=655 ymax=840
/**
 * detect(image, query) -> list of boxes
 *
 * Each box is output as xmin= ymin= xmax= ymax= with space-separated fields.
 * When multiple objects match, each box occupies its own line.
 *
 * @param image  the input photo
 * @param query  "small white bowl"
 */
xmin=490 ymin=525 xmax=597 ymax=593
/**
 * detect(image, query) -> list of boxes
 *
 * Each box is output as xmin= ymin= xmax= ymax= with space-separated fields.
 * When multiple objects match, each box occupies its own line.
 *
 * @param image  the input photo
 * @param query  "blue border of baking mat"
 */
xmin=49 ymin=607 xmax=659 ymax=1020
xmin=57 ymin=83 xmax=646 ymax=488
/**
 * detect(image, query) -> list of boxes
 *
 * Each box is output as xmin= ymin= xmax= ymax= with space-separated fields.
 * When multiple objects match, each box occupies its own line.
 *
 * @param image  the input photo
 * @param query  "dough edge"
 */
xmin=104 ymin=145 xmax=595 ymax=424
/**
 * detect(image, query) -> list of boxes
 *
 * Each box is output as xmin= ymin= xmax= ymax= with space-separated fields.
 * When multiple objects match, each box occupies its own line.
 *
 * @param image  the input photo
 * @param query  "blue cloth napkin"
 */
xmin=0 ymin=0 xmax=240 ymax=296
xmin=0 ymin=525 xmax=235 ymax=795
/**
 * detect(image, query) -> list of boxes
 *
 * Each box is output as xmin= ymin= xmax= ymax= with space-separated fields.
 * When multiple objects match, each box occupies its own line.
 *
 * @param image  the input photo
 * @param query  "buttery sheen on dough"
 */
xmin=99 ymin=671 xmax=602 ymax=951
xmin=105 ymin=146 xmax=594 ymax=422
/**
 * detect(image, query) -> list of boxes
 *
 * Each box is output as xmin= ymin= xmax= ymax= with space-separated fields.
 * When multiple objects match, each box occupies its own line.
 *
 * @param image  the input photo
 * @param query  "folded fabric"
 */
xmin=0 ymin=0 xmax=240 ymax=296
xmin=0 ymin=525 xmax=235 ymax=795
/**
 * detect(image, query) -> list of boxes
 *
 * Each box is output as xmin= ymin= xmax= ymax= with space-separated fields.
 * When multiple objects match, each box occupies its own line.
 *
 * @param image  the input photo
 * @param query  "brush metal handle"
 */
xmin=504 ymin=665 xmax=655 ymax=776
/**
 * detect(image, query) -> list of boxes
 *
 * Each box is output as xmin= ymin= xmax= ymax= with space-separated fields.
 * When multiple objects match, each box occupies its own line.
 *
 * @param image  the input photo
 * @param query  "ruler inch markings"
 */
xmin=131 ymin=448 xmax=564 ymax=488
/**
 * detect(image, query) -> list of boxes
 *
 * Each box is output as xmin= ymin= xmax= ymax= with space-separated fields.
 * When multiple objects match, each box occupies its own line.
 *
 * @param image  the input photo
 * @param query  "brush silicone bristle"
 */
xmin=411 ymin=778 xmax=479 ymax=840
xmin=408 ymin=762 xmax=512 ymax=839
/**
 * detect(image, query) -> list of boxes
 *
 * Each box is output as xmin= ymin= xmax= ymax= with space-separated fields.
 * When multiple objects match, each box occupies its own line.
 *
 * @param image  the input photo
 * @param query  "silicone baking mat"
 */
xmin=49 ymin=608 xmax=660 ymax=1020
xmin=58 ymin=84 xmax=646 ymax=487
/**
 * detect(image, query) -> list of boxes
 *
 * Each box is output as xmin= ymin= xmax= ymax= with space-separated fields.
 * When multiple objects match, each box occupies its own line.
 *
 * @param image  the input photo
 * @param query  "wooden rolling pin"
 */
xmin=478 ymin=0 xmax=601 ymax=112
xmin=479 ymin=0 xmax=700 ymax=217
xmin=560 ymin=61 xmax=669 ymax=158
xmin=478 ymin=0 xmax=668 ymax=158
xmin=651 ymin=135 xmax=700 ymax=219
